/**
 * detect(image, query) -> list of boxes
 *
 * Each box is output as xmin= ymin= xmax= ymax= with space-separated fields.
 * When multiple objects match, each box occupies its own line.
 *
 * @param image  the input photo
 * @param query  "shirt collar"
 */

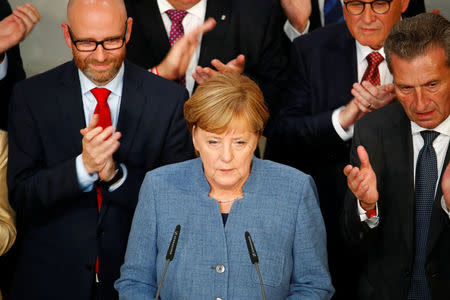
xmin=78 ymin=62 xmax=125 ymax=97
xmin=355 ymin=40 xmax=386 ymax=66
xmin=157 ymin=0 xmax=207 ymax=19
xmin=411 ymin=115 xmax=450 ymax=137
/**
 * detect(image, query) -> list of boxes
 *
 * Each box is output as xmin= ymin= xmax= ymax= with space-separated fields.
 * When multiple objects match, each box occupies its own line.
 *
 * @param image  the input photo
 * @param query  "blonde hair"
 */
xmin=184 ymin=73 xmax=269 ymax=135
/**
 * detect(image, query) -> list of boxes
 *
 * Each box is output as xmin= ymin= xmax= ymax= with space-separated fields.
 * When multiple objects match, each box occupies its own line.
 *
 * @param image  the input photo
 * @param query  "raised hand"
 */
xmin=157 ymin=18 xmax=216 ymax=80
xmin=280 ymin=0 xmax=311 ymax=33
xmin=351 ymin=82 xmax=395 ymax=113
xmin=343 ymin=146 xmax=379 ymax=210
xmin=80 ymin=115 xmax=121 ymax=177
xmin=0 ymin=4 xmax=40 ymax=54
xmin=192 ymin=54 xmax=245 ymax=85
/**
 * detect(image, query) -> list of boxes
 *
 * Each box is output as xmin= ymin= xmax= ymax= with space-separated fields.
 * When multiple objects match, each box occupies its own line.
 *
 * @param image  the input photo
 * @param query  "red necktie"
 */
xmin=90 ymin=88 xmax=111 ymax=278
xmin=166 ymin=9 xmax=188 ymax=87
xmin=361 ymin=52 xmax=384 ymax=86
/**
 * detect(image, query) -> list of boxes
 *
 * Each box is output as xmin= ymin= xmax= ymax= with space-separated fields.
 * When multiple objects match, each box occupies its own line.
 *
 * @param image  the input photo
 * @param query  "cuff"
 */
xmin=441 ymin=196 xmax=450 ymax=219
xmin=357 ymin=200 xmax=379 ymax=228
xmin=332 ymin=106 xmax=354 ymax=141
xmin=108 ymin=163 xmax=128 ymax=192
xmin=0 ymin=53 xmax=8 ymax=81
xmin=76 ymin=154 xmax=98 ymax=192
xmin=283 ymin=19 xmax=310 ymax=42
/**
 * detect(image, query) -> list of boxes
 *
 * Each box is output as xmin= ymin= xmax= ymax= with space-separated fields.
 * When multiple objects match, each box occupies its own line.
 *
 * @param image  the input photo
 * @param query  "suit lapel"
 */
xmin=56 ymin=61 xmax=85 ymax=155
xmin=383 ymin=105 xmax=415 ymax=253
xmin=134 ymin=0 xmax=171 ymax=65
xmin=427 ymin=140 xmax=450 ymax=256
xmin=197 ymin=0 xmax=231 ymax=68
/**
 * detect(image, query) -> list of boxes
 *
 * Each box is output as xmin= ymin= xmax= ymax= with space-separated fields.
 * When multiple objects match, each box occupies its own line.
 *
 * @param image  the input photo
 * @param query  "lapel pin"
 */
xmin=221 ymin=14 xmax=226 ymax=21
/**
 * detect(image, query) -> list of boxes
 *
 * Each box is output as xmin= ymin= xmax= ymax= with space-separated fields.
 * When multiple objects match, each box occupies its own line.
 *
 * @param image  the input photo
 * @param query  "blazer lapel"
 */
xmin=134 ymin=0 xmax=171 ymax=65
xmin=383 ymin=105 xmax=415 ymax=254
xmin=97 ymin=61 xmax=145 ymax=224
xmin=427 ymin=141 xmax=450 ymax=256
xmin=197 ymin=0 xmax=231 ymax=68
xmin=56 ymin=61 xmax=86 ymax=156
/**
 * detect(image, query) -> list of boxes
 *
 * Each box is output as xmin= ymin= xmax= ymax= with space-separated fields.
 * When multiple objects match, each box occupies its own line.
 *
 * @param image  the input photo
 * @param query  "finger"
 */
xmin=13 ymin=8 xmax=35 ymax=34
xmin=381 ymin=83 xmax=394 ymax=93
xmin=343 ymin=164 xmax=354 ymax=177
xmin=88 ymin=114 xmax=99 ymax=129
xmin=93 ymin=126 xmax=116 ymax=142
xmin=235 ymin=54 xmax=245 ymax=67
xmin=16 ymin=4 xmax=40 ymax=24
xmin=211 ymin=59 xmax=227 ymax=72
xmin=83 ymin=126 xmax=103 ymax=142
xmin=357 ymin=145 xmax=372 ymax=169
xmin=361 ymin=81 xmax=379 ymax=97
xmin=185 ymin=18 xmax=216 ymax=42
xmin=353 ymin=82 xmax=375 ymax=105
xmin=352 ymin=91 xmax=372 ymax=113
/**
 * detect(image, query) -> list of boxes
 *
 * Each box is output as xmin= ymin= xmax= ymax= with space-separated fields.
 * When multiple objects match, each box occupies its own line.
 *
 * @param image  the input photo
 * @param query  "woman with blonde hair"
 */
xmin=116 ymin=74 xmax=333 ymax=299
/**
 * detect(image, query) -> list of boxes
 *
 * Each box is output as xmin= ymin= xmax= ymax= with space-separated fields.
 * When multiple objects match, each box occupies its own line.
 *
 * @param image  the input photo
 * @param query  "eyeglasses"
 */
xmin=68 ymin=21 xmax=127 ymax=52
xmin=344 ymin=0 xmax=393 ymax=15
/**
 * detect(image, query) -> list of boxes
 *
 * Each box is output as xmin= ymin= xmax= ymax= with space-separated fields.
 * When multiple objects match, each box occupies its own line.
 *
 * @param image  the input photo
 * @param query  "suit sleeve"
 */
xmin=7 ymin=85 xmax=84 ymax=222
xmin=0 ymin=0 xmax=26 ymax=131
xmin=288 ymin=175 xmax=335 ymax=299
xmin=115 ymin=172 xmax=158 ymax=298
xmin=340 ymin=123 xmax=381 ymax=249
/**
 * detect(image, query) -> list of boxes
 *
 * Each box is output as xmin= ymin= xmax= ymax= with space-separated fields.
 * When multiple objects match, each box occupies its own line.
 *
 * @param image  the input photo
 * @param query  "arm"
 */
xmin=288 ymin=175 xmax=334 ymax=299
xmin=0 ymin=131 xmax=16 ymax=256
xmin=281 ymin=0 xmax=312 ymax=41
xmin=441 ymin=162 xmax=450 ymax=218
xmin=115 ymin=173 xmax=158 ymax=298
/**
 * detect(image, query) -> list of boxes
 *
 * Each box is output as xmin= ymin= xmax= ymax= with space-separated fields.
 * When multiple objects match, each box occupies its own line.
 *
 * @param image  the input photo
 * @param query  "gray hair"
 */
xmin=384 ymin=13 xmax=450 ymax=71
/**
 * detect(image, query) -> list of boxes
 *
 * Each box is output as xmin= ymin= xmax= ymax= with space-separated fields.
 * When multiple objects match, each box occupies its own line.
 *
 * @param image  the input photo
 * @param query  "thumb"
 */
xmin=357 ymin=145 xmax=372 ymax=169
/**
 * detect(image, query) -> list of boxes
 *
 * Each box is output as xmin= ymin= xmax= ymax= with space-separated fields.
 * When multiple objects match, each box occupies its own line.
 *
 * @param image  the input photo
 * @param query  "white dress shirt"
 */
xmin=157 ymin=0 xmax=207 ymax=95
xmin=0 ymin=54 xmax=8 ymax=80
xmin=331 ymin=41 xmax=393 ymax=141
xmin=75 ymin=63 xmax=127 ymax=192
xmin=359 ymin=115 xmax=450 ymax=227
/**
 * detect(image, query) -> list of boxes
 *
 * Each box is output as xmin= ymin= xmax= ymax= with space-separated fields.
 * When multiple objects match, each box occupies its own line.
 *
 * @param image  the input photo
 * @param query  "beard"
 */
xmin=73 ymin=47 xmax=126 ymax=86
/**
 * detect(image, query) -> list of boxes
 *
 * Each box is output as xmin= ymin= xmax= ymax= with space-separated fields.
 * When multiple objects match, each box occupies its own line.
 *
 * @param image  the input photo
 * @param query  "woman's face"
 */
xmin=192 ymin=119 xmax=260 ymax=194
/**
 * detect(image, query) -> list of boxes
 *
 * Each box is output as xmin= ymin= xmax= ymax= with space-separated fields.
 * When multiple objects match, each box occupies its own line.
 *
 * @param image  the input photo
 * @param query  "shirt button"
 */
xmin=215 ymin=264 xmax=225 ymax=273
xmin=215 ymin=298 xmax=223 ymax=300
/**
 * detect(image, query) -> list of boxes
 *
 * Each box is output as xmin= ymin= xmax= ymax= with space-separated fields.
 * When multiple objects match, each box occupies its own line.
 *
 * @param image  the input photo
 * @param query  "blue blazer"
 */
xmin=6 ymin=60 xmax=194 ymax=299
xmin=116 ymin=157 xmax=334 ymax=299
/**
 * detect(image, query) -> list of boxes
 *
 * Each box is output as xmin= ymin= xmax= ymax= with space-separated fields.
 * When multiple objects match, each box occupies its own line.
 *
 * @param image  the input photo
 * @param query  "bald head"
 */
xmin=67 ymin=0 xmax=127 ymax=25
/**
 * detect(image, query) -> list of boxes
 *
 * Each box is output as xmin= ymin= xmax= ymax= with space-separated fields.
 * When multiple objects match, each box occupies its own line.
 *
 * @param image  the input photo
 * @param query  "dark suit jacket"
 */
xmin=266 ymin=22 xmax=355 ymax=224
xmin=124 ymin=0 xmax=289 ymax=113
xmin=341 ymin=102 xmax=450 ymax=299
xmin=0 ymin=0 xmax=26 ymax=131
xmin=6 ymin=60 xmax=194 ymax=300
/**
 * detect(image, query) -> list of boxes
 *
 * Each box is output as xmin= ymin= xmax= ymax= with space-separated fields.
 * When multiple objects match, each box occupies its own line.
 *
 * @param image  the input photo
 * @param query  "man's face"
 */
xmin=344 ymin=0 xmax=409 ymax=50
xmin=62 ymin=2 xmax=132 ymax=86
xmin=392 ymin=47 xmax=450 ymax=129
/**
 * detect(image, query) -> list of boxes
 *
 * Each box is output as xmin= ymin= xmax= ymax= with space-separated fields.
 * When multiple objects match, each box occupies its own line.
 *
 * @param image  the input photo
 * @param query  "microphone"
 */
xmin=155 ymin=224 xmax=181 ymax=300
xmin=245 ymin=231 xmax=266 ymax=300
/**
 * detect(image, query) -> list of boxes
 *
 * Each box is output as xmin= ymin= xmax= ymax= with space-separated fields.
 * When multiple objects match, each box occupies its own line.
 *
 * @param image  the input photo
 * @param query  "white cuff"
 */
xmin=0 ymin=53 xmax=8 ymax=81
xmin=76 ymin=154 xmax=98 ymax=192
xmin=357 ymin=200 xmax=379 ymax=228
xmin=332 ymin=106 xmax=354 ymax=141
xmin=108 ymin=163 xmax=128 ymax=192
xmin=283 ymin=19 xmax=310 ymax=42
xmin=441 ymin=196 xmax=450 ymax=219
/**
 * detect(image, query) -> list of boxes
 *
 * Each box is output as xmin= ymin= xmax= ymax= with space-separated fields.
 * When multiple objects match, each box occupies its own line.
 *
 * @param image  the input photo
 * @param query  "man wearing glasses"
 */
xmin=6 ymin=0 xmax=193 ymax=299
xmin=265 ymin=0 xmax=409 ymax=299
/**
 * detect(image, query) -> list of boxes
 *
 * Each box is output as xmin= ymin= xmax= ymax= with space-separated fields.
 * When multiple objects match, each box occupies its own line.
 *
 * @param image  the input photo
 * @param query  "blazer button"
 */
xmin=215 ymin=298 xmax=223 ymax=300
xmin=215 ymin=264 xmax=225 ymax=274
xmin=431 ymin=272 xmax=439 ymax=279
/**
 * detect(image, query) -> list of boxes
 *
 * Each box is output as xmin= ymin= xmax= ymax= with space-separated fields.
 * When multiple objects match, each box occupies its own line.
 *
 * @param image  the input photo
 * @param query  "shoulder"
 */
xmin=142 ymin=158 xmax=200 ymax=189
xmin=124 ymin=60 xmax=188 ymax=99
xmin=252 ymin=158 xmax=315 ymax=192
xmin=356 ymin=102 xmax=406 ymax=130
xmin=294 ymin=22 xmax=352 ymax=50
xmin=13 ymin=61 xmax=74 ymax=91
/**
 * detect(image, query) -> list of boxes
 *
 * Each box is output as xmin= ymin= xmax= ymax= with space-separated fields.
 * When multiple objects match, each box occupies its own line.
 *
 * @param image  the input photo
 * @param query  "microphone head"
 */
xmin=166 ymin=224 xmax=181 ymax=261
xmin=245 ymin=231 xmax=259 ymax=264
